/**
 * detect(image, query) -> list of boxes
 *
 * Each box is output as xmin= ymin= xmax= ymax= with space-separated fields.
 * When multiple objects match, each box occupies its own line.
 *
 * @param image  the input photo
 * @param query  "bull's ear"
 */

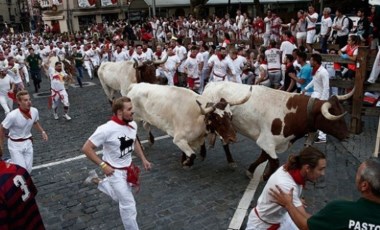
xmin=220 ymin=98 xmax=227 ymax=103
xmin=206 ymin=102 xmax=214 ymax=108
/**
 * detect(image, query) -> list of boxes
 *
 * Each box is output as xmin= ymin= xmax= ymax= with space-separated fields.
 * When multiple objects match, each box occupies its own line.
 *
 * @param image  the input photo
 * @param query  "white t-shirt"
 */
xmin=2 ymin=107 xmax=39 ymax=139
xmin=174 ymin=45 xmax=187 ymax=72
xmin=305 ymin=65 xmax=330 ymax=100
xmin=320 ymin=16 xmax=332 ymax=36
xmin=7 ymin=64 xmax=22 ymax=84
xmin=49 ymin=67 xmax=67 ymax=91
xmin=306 ymin=12 xmax=318 ymax=29
xmin=164 ymin=55 xmax=180 ymax=73
xmin=250 ymin=166 xmax=303 ymax=228
xmin=183 ymin=56 xmax=202 ymax=78
xmin=265 ymin=48 xmax=282 ymax=71
xmin=0 ymin=75 xmax=14 ymax=96
xmin=113 ymin=51 xmax=128 ymax=62
xmin=208 ymin=55 xmax=236 ymax=81
xmin=89 ymin=120 xmax=137 ymax=168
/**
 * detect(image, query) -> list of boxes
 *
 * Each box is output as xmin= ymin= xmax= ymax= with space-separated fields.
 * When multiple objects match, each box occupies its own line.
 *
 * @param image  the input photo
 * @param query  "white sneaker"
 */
xmin=63 ymin=114 xmax=72 ymax=120
xmin=53 ymin=113 xmax=59 ymax=120
xmin=83 ymin=170 xmax=99 ymax=185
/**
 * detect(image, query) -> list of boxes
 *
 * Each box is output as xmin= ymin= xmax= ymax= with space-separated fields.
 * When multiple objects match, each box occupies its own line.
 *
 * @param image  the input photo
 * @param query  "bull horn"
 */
xmin=133 ymin=58 xmax=143 ymax=68
xmin=228 ymin=86 xmax=252 ymax=106
xmin=336 ymin=87 xmax=355 ymax=101
xmin=196 ymin=100 xmax=215 ymax=115
xmin=153 ymin=54 xmax=168 ymax=65
xmin=321 ymin=102 xmax=347 ymax=121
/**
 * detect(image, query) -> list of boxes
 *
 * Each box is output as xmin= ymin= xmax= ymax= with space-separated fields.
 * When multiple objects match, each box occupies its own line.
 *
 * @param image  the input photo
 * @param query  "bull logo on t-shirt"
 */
xmin=118 ymin=135 xmax=133 ymax=158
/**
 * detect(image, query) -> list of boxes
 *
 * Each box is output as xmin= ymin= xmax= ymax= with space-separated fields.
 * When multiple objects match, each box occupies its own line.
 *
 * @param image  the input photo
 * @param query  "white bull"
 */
xmin=127 ymin=83 xmax=251 ymax=167
xmin=98 ymin=57 xmax=167 ymax=102
xmin=202 ymin=81 xmax=353 ymax=179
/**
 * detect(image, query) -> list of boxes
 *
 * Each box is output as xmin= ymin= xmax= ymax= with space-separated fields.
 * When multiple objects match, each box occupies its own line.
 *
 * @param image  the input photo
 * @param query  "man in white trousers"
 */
xmin=246 ymin=146 xmax=326 ymax=230
xmin=0 ymin=90 xmax=48 ymax=173
xmin=82 ymin=96 xmax=152 ymax=230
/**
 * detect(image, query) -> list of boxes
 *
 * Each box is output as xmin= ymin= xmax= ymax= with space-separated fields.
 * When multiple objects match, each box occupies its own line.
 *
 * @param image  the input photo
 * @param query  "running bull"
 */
xmin=202 ymin=81 xmax=352 ymax=180
xmin=127 ymin=83 xmax=251 ymax=167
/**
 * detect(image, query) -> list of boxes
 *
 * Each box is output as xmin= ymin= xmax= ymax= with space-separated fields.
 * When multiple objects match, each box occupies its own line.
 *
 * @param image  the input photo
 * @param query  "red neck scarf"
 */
xmin=111 ymin=115 xmax=134 ymax=129
xmin=288 ymin=169 xmax=306 ymax=186
xmin=129 ymin=49 xmax=134 ymax=56
xmin=217 ymin=54 xmax=225 ymax=61
xmin=312 ymin=65 xmax=320 ymax=76
xmin=19 ymin=107 xmax=32 ymax=119
xmin=155 ymin=51 xmax=162 ymax=57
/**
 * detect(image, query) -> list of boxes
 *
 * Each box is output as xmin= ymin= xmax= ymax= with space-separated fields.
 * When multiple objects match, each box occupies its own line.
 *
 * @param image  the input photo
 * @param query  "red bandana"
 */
xmin=155 ymin=51 xmax=162 ymax=58
xmin=288 ymin=169 xmax=306 ymax=186
xmin=111 ymin=115 xmax=134 ymax=129
xmin=217 ymin=54 xmax=225 ymax=61
xmin=129 ymin=49 xmax=134 ymax=56
xmin=19 ymin=107 xmax=32 ymax=119
xmin=312 ymin=65 xmax=320 ymax=76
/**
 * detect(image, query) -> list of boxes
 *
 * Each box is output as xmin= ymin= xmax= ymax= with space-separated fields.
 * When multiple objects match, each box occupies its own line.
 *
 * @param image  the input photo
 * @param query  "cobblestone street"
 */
xmin=1 ymin=76 xmax=378 ymax=229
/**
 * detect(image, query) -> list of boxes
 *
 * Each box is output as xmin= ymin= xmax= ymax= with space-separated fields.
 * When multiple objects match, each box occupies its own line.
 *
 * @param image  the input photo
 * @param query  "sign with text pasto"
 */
xmin=78 ymin=0 xmax=96 ymax=8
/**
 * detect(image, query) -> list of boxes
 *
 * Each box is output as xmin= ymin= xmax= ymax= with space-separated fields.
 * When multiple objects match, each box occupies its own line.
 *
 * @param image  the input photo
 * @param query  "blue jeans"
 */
xmin=76 ymin=66 xmax=84 ymax=87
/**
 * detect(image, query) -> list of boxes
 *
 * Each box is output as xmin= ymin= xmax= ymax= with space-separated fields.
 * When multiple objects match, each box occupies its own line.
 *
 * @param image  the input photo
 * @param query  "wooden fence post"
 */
xmin=350 ymin=46 xmax=369 ymax=134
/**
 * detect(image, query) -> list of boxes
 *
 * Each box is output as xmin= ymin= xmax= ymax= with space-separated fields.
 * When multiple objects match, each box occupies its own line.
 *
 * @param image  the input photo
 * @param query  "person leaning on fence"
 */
xmin=270 ymin=158 xmax=380 ymax=230
xmin=338 ymin=35 xmax=359 ymax=81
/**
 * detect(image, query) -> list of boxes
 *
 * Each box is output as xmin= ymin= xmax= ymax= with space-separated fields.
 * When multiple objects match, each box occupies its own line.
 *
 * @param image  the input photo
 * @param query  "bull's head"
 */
xmin=196 ymin=87 xmax=251 ymax=145
xmin=133 ymin=55 xmax=168 ymax=84
xmin=316 ymin=88 xmax=355 ymax=140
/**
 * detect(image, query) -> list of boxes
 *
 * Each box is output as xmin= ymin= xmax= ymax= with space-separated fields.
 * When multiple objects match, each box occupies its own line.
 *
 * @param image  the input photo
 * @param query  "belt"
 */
xmin=307 ymin=27 xmax=316 ymax=31
xmin=212 ymin=72 xmax=226 ymax=80
xmin=268 ymin=68 xmax=281 ymax=73
xmin=9 ymin=136 xmax=33 ymax=142
xmin=254 ymin=208 xmax=280 ymax=230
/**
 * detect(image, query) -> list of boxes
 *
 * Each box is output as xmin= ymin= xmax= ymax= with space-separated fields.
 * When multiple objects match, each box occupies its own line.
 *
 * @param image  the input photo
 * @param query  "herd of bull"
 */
xmin=97 ymin=58 xmax=353 ymax=179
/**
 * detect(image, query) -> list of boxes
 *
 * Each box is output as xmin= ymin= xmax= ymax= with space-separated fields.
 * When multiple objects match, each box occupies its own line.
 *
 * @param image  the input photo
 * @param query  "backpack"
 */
xmin=342 ymin=16 xmax=354 ymax=31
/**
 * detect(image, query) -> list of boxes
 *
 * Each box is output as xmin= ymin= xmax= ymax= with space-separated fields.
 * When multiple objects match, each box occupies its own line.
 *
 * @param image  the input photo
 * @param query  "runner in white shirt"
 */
xmin=173 ymin=38 xmax=188 ymax=86
xmin=142 ymin=42 xmax=153 ymax=61
xmin=0 ymin=67 xmax=15 ymax=115
xmin=265 ymin=40 xmax=282 ymax=88
xmin=113 ymin=45 xmax=128 ymax=62
xmin=6 ymin=57 xmax=23 ymax=92
xmin=82 ymin=97 xmax=152 ymax=230
xmin=49 ymin=62 xmax=72 ymax=121
xmin=161 ymin=47 xmax=180 ymax=86
xmin=183 ymin=46 xmax=203 ymax=91
xmin=246 ymin=146 xmax=326 ymax=230
xmin=208 ymin=47 xmax=236 ymax=82
xmin=226 ymin=48 xmax=246 ymax=83
xmin=303 ymin=54 xmax=330 ymax=143
xmin=305 ymin=5 xmax=319 ymax=52
xmin=0 ymin=90 xmax=48 ymax=173
xmin=83 ymin=45 xmax=94 ymax=79
xmin=15 ymin=49 xmax=30 ymax=86
xmin=131 ymin=45 xmax=148 ymax=64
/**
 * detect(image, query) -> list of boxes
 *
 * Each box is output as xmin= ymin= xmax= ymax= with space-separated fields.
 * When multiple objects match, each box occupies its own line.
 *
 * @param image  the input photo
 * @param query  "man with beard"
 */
xmin=270 ymin=158 xmax=380 ymax=230
xmin=246 ymin=146 xmax=326 ymax=230
xmin=49 ymin=62 xmax=71 ymax=121
xmin=0 ymin=90 xmax=48 ymax=173
xmin=82 ymin=96 xmax=152 ymax=230
xmin=208 ymin=46 xmax=236 ymax=82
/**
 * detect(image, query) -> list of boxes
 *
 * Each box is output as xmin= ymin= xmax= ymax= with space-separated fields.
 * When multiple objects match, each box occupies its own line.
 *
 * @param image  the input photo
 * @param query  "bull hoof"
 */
xmin=182 ymin=154 xmax=196 ymax=167
xmin=228 ymin=162 xmax=238 ymax=169
xmin=245 ymin=170 xmax=253 ymax=179
xmin=149 ymin=133 xmax=155 ymax=145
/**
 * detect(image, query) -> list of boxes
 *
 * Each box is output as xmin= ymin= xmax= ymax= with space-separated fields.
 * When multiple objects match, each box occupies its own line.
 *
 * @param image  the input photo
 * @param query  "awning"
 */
xmin=207 ymin=0 xmax=308 ymax=4
xmin=144 ymin=0 xmax=190 ymax=7
xmin=144 ymin=0 xmax=308 ymax=7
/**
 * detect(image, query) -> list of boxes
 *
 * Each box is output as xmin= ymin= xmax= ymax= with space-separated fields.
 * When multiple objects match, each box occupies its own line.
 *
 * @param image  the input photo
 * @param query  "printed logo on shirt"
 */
xmin=118 ymin=135 xmax=134 ymax=158
xmin=348 ymin=220 xmax=380 ymax=230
